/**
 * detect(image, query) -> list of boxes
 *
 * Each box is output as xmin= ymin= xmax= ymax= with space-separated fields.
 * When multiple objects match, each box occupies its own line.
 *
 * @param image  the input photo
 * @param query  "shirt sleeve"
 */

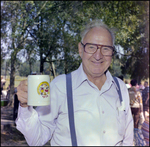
xmin=119 ymin=81 xmax=134 ymax=146
xmin=15 ymin=104 xmax=53 ymax=146
xmin=15 ymin=77 xmax=64 ymax=146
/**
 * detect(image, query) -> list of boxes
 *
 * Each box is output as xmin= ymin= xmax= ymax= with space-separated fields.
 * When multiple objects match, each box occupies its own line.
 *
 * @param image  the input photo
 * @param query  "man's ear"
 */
xmin=78 ymin=42 xmax=83 ymax=58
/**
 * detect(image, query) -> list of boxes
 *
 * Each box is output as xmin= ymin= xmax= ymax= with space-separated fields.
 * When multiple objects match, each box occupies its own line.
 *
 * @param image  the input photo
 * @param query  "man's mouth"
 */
xmin=92 ymin=61 xmax=104 ymax=64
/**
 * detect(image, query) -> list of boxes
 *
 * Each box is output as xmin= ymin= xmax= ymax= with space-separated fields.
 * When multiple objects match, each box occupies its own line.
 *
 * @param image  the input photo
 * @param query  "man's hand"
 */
xmin=17 ymin=80 xmax=28 ymax=107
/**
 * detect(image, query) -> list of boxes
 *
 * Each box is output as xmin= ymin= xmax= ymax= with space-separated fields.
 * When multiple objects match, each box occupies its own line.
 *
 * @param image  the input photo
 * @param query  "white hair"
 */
xmin=80 ymin=19 xmax=115 ymax=45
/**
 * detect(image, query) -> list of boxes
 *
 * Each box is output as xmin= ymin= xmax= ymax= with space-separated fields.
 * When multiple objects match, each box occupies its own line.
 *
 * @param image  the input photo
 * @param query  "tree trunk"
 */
xmin=5 ymin=61 xmax=8 ymax=79
xmin=29 ymin=61 xmax=32 ymax=74
xmin=6 ymin=9 xmax=16 ymax=107
xmin=62 ymin=19 xmax=68 ymax=74
xmin=51 ymin=62 xmax=56 ymax=78
xmin=7 ymin=53 xmax=16 ymax=107
xmin=40 ymin=56 xmax=44 ymax=74
xmin=49 ymin=61 xmax=55 ymax=78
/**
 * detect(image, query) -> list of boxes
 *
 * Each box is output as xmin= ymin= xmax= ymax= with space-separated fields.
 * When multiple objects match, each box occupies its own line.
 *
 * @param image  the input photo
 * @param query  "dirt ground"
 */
xmin=1 ymin=106 xmax=50 ymax=146
xmin=1 ymin=106 xmax=28 ymax=146
xmin=1 ymin=89 xmax=50 ymax=146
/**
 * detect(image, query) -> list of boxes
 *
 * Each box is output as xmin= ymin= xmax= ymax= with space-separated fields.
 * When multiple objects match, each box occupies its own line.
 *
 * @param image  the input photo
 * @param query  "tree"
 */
xmin=79 ymin=1 xmax=149 ymax=80
xmin=24 ymin=39 xmax=38 ymax=74
xmin=18 ymin=62 xmax=30 ymax=77
xmin=1 ymin=1 xmax=28 ymax=106
xmin=119 ymin=1 xmax=149 ymax=82
xmin=1 ymin=1 xmax=149 ymax=102
xmin=1 ymin=1 xmax=48 ymax=106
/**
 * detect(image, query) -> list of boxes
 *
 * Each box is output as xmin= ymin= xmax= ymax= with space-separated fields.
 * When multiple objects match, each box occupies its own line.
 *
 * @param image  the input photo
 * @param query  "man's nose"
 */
xmin=93 ymin=47 xmax=103 ymax=60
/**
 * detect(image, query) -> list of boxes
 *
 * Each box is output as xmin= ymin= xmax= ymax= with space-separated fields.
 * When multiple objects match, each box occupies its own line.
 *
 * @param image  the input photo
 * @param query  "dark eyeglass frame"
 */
xmin=81 ymin=42 xmax=115 ymax=56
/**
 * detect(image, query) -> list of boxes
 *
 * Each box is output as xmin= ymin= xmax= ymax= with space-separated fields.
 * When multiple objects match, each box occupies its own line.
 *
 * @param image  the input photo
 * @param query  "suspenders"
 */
xmin=113 ymin=76 xmax=123 ymax=103
xmin=66 ymin=73 xmax=77 ymax=146
xmin=66 ymin=73 xmax=123 ymax=146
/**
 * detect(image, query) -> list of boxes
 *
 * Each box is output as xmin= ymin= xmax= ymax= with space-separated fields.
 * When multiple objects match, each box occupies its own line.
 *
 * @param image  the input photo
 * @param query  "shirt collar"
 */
xmin=106 ymin=71 xmax=120 ymax=91
xmin=72 ymin=63 xmax=118 ymax=90
xmin=72 ymin=63 xmax=88 ymax=90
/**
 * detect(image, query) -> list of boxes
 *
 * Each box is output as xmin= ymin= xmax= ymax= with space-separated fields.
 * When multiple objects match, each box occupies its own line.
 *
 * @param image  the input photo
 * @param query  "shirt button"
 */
xmin=103 ymin=130 xmax=106 ymax=134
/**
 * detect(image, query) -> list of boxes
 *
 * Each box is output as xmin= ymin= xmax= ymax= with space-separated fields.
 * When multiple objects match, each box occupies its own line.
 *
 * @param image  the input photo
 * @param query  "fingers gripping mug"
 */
xmin=27 ymin=75 xmax=50 ymax=106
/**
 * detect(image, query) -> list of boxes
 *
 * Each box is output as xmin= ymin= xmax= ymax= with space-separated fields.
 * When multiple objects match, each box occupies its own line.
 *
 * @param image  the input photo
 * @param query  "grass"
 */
xmin=3 ymin=75 xmax=54 ymax=90
xmin=2 ymin=75 xmax=149 ymax=90
xmin=3 ymin=76 xmax=27 ymax=90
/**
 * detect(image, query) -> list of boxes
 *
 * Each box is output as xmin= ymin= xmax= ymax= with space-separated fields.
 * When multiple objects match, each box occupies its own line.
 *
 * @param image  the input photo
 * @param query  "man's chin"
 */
xmin=91 ymin=71 xmax=105 ymax=78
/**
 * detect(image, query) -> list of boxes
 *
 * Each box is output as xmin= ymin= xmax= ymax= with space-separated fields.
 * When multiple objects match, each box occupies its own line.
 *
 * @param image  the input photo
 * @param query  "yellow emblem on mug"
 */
xmin=37 ymin=81 xmax=50 ymax=98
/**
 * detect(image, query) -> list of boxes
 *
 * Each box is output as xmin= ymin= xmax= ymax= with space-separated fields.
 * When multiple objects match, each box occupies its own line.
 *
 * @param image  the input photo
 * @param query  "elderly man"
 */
xmin=16 ymin=20 xmax=133 ymax=146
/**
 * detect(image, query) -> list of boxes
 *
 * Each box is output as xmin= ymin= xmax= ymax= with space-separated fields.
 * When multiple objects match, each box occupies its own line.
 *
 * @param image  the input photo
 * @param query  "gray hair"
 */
xmin=80 ymin=19 xmax=115 ymax=45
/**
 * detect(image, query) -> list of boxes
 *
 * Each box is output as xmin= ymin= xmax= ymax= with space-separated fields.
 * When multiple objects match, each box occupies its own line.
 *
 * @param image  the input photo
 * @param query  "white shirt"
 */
xmin=16 ymin=63 xmax=133 ymax=146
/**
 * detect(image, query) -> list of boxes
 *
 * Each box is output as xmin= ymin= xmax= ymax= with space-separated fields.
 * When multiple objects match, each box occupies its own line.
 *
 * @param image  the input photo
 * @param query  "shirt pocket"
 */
xmin=117 ymin=110 xmax=126 ymax=136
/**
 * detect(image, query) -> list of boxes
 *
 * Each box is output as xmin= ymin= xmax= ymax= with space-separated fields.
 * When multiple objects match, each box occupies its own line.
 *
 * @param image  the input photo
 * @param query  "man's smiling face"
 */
xmin=78 ymin=27 xmax=113 ymax=79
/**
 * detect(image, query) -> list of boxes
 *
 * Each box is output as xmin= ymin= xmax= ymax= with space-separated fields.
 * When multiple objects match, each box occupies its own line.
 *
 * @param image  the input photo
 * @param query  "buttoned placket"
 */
xmin=96 ymin=91 xmax=107 ymax=140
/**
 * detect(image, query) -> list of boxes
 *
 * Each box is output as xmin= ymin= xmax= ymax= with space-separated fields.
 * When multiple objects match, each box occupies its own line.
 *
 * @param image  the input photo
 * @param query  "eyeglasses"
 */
xmin=81 ymin=42 xmax=114 ymax=56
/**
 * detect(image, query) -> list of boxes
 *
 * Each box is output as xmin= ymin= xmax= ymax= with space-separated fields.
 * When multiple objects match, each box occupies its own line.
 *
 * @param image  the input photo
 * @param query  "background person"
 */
xmin=1 ymin=76 xmax=6 ymax=97
xmin=138 ymin=82 xmax=144 ymax=94
xmin=125 ymin=80 xmax=131 ymax=89
xmin=15 ymin=19 xmax=133 ymax=146
xmin=141 ymin=106 xmax=149 ymax=146
xmin=128 ymin=79 xmax=146 ymax=146
xmin=142 ymin=81 xmax=149 ymax=119
xmin=13 ymin=87 xmax=19 ymax=122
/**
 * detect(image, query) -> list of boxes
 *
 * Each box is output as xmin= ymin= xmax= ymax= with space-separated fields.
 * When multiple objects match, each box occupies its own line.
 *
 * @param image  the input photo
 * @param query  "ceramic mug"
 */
xmin=27 ymin=75 xmax=50 ymax=106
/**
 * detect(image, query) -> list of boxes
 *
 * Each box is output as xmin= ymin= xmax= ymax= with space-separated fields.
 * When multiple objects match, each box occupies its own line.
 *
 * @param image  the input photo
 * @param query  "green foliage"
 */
xmin=1 ymin=1 xmax=149 ymax=81
xmin=18 ymin=62 xmax=30 ymax=77
xmin=18 ymin=60 xmax=40 ymax=76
